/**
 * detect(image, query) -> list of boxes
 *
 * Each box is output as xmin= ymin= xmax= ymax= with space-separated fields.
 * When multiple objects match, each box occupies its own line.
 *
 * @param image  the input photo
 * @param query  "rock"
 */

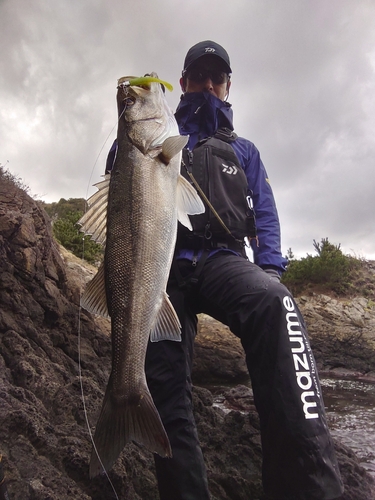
xmin=193 ymin=314 xmax=249 ymax=384
xmin=296 ymin=294 xmax=375 ymax=375
xmin=222 ymin=385 xmax=256 ymax=413
xmin=1 ymin=172 xmax=375 ymax=499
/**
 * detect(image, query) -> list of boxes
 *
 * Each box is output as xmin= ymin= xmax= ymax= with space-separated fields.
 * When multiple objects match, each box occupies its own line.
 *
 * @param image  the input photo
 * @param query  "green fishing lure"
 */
xmin=118 ymin=75 xmax=173 ymax=92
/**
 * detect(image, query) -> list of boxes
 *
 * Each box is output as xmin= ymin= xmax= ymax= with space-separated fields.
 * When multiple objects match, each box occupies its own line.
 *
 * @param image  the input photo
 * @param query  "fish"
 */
xmin=78 ymin=73 xmax=205 ymax=477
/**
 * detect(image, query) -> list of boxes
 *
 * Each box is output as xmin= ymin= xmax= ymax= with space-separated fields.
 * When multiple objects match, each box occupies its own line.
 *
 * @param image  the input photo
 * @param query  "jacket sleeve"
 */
xmin=105 ymin=139 xmax=118 ymax=173
xmin=233 ymin=138 xmax=288 ymax=274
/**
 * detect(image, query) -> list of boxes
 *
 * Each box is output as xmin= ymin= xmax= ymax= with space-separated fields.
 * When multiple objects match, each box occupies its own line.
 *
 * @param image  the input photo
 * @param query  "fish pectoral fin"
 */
xmin=80 ymin=262 xmax=109 ymax=318
xmin=176 ymin=175 xmax=206 ymax=230
xmin=90 ymin=382 xmax=171 ymax=478
xmin=150 ymin=292 xmax=181 ymax=342
xmin=158 ymin=135 xmax=188 ymax=164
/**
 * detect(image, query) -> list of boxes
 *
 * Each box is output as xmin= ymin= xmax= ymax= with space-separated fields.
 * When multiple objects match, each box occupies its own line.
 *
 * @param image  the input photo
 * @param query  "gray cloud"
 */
xmin=1 ymin=0 xmax=374 ymax=259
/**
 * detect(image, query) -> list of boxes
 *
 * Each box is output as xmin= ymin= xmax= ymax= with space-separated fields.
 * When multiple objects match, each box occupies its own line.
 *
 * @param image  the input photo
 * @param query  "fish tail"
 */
xmin=89 ymin=383 xmax=171 ymax=477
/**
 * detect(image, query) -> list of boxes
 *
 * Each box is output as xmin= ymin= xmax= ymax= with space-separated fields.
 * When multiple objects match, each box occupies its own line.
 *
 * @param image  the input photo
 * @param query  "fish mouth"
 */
xmin=116 ymin=73 xmax=172 ymax=120
xmin=117 ymin=73 xmax=170 ymax=95
xmin=117 ymin=75 xmax=153 ymax=111
xmin=117 ymin=74 xmax=155 ymax=94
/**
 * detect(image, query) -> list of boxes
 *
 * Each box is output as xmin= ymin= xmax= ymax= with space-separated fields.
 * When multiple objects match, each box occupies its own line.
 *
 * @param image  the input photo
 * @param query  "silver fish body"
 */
xmin=79 ymin=74 xmax=204 ymax=477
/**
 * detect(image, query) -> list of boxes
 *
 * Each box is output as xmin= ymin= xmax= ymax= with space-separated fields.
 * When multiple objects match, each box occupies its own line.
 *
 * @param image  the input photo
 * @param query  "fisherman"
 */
xmin=107 ymin=41 xmax=344 ymax=500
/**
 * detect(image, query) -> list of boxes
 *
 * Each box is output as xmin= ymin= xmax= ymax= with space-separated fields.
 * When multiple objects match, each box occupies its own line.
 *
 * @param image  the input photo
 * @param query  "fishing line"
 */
xmin=84 ymin=91 xmax=131 ymax=202
xmin=77 ymin=307 xmax=120 ymax=500
xmin=77 ymin=110 xmax=128 ymax=500
xmin=84 ymin=123 xmax=116 ymax=202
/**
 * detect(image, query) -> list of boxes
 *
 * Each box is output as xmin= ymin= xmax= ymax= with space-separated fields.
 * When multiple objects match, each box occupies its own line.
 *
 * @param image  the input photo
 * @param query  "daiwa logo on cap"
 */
xmin=205 ymin=47 xmax=216 ymax=53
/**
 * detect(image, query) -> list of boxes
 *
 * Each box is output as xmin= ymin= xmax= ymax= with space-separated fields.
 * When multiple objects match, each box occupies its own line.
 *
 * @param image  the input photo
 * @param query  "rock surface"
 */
xmin=193 ymin=295 xmax=375 ymax=386
xmin=1 ymin=173 xmax=375 ymax=499
xmin=297 ymin=293 xmax=375 ymax=380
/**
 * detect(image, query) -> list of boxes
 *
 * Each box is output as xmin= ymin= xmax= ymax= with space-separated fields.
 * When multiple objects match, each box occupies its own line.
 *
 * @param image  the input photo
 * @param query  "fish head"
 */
xmin=116 ymin=72 xmax=178 ymax=153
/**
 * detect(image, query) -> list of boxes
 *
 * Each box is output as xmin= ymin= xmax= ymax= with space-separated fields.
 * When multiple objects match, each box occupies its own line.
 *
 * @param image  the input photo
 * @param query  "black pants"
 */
xmin=145 ymin=253 xmax=344 ymax=500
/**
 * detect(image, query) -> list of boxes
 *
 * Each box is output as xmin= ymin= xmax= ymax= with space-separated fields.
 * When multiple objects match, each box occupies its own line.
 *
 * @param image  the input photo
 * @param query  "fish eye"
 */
xmin=123 ymin=97 xmax=135 ymax=106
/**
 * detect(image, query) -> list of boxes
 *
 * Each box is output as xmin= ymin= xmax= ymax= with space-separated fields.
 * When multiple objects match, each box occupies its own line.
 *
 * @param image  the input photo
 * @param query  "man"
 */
xmin=108 ymin=41 xmax=344 ymax=500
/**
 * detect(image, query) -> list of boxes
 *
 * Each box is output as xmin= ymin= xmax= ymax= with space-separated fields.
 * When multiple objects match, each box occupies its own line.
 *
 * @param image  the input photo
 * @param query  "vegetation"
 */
xmin=281 ymin=238 xmax=362 ymax=296
xmin=0 ymin=163 xmax=30 ymax=193
xmin=43 ymin=198 xmax=103 ymax=265
xmin=43 ymin=197 xmax=87 ymax=220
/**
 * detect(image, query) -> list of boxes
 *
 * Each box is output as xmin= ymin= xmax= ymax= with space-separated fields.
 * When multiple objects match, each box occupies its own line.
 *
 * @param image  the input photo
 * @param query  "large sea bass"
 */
xmin=78 ymin=74 xmax=204 ymax=477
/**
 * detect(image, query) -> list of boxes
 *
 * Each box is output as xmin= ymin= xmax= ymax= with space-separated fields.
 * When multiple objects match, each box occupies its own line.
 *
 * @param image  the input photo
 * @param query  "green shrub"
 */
xmin=52 ymin=210 xmax=103 ymax=264
xmin=43 ymin=197 xmax=86 ymax=220
xmin=281 ymin=238 xmax=360 ymax=296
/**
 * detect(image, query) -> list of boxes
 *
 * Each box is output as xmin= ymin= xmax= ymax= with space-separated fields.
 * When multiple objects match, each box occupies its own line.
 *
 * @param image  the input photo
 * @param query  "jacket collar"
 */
xmin=175 ymin=92 xmax=234 ymax=150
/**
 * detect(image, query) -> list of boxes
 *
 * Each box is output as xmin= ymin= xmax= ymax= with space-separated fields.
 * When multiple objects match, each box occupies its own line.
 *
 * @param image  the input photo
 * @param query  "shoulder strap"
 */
xmin=193 ymin=128 xmax=238 ymax=150
xmin=213 ymin=127 xmax=238 ymax=143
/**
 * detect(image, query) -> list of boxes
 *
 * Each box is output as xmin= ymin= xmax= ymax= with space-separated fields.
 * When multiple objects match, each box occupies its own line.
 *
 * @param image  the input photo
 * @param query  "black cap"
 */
xmin=182 ymin=40 xmax=232 ymax=75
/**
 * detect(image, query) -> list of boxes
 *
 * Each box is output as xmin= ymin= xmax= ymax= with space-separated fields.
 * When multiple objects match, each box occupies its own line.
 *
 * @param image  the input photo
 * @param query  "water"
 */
xmin=210 ymin=377 xmax=375 ymax=478
xmin=322 ymin=377 xmax=375 ymax=478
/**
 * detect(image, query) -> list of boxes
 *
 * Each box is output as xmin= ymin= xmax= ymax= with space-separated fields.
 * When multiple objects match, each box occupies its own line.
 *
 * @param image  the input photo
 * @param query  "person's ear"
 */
xmin=180 ymin=77 xmax=186 ymax=92
xmin=226 ymin=79 xmax=231 ymax=95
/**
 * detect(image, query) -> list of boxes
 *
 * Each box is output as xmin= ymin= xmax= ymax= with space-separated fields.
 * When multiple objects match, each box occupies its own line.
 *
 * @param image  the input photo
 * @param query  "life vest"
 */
xmin=176 ymin=128 xmax=257 ymax=253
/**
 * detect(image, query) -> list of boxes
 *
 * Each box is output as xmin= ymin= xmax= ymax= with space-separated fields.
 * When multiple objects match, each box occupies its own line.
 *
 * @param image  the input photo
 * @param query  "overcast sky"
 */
xmin=1 ymin=0 xmax=374 ymax=260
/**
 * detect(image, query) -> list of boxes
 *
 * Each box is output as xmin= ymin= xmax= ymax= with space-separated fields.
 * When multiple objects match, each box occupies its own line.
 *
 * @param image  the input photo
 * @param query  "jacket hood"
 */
xmin=175 ymin=92 xmax=234 ymax=150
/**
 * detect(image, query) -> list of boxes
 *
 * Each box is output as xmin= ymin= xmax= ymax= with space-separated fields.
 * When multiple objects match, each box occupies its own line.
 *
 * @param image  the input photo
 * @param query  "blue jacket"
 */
xmin=105 ymin=92 xmax=288 ymax=274
xmin=175 ymin=92 xmax=288 ymax=273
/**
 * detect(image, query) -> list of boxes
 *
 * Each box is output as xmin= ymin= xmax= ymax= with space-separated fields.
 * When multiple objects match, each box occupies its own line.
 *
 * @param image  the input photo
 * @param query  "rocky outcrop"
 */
xmin=193 ymin=296 xmax=375 ymax=386
xmin=1 ymin=173 xmax=375 ymax=499
xmin=298 ymin=294 xmax=375 ymax=379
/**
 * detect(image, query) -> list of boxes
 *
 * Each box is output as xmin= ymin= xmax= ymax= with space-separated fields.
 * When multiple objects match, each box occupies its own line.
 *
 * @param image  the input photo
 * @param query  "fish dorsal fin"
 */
xmin=80 ymin=262 xmax=109 ymax=318
xmin=78 ymin=174 xmax=110 ymax=246
xmin=176 ymin=175 xmax=205 ymax=230
xmin=150 ymin=292 xmax=181 ymax=342
xmin=158 ymin=135 xmax=188 ymax=164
